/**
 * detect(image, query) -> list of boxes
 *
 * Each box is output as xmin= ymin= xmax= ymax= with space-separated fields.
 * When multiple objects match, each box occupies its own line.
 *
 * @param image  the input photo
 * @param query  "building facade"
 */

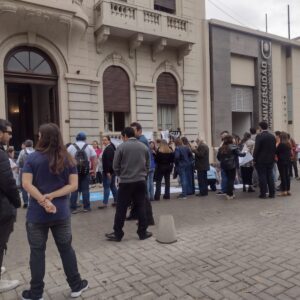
xmin=210 ymin=20 xmax=300 ymax=146
xmin=0 ymin=0 xmax=211 ymax=149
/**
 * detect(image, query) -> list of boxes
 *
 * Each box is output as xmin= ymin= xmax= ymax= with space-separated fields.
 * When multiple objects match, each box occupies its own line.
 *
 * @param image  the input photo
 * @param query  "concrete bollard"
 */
xmin=156 ymin=215 xmax=177 ymax=244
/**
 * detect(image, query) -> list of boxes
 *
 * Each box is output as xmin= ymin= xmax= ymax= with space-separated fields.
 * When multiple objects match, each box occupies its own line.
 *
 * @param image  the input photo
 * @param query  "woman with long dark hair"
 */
xmin=276 ymin=132 xmax=292 ymax=196
xmin=217 ymin=135 xmax=245 ymax=199
xmin=22 ymin=123 xmax=88 ymax=299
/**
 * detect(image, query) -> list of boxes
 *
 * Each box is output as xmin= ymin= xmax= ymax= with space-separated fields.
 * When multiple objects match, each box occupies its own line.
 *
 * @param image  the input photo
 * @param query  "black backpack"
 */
xmin=73 ymin=143 xmax=90 ymax=176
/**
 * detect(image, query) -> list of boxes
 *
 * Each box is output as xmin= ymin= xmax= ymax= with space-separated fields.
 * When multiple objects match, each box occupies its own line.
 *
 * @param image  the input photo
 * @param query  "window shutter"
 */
xmin=154 ymin=0 xmax=176 ymax=10
xmin=103 ymin=66 xmax=130 ymax=113
xmin=157 ymin=73 xmax=178 ymax=105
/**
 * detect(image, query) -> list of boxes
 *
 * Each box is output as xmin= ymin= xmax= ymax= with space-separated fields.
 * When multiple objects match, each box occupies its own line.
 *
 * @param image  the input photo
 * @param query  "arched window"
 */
xmin=4 ymin=47 xmax=57 ymax=78
xmin=103 ymin=66 xmax=130 ymax=132
xmin=157 ymin=72 xmax=178 ymax=130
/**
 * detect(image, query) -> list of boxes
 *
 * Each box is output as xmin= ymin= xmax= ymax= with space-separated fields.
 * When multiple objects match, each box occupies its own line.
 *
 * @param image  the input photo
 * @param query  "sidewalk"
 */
xmin=2 ymin=182 xmax=300 ymax=299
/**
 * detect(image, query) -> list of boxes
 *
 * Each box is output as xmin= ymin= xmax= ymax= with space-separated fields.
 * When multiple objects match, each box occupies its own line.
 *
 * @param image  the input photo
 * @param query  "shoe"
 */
xmin=277 ymin=192 xmax=288 ymax=197
xmin=248 ymin=187 xmax=255 ymax=193
xmin=177 ymin=196 xmax=187 ymax=199
xmin=71 ymin=209 xmax=79 ymax=214
xmin=23 ymin=203 xmax=28 ymax=208
xmin=226 ymin=195 xmax=234 ymax=200
xmin=97 ymin=205 xmax=107 ymax=209
xmin=287 ymin=191 xmax=292 ymax=196
xmin=71 ymin=280 xmax=89 ymax=298
xmin=21 ymin=290 xmax=43 ymax=300
xmin=197 ymin=193 xmax=208 ymax=197
xmin=139 ymin=231 xmax=153 ymax=240
xmin=163 ymin=196 xmax=170 ymax=200
xmin=154 ymin=198 xmax=160 ymax=201
xmin=105 ymin=232 xmax=122 ymax=242
xmin=216 ymin=191 xmax=225 ymax=195
xmin=269 ymin=195 xmax=275 ymax=198
xmin=259 ymin=195 xmax=267 ymax=199
xmin=243 ymin=186 xmax=246 ymax=192
xmin=83 ymin=208 xmax=91 ymax=212
xmin=0 ymin=279 xmax=19 ymax=293
xmin=1 ymin=266 xmax=6 ymax=275
xmin=111 ymin=202 xmax=117 ymax=207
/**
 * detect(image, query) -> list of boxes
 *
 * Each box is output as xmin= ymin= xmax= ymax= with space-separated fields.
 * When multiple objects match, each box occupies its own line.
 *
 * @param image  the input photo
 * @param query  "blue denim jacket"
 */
xmin=174 ymin=146 xmax=192 ymax=168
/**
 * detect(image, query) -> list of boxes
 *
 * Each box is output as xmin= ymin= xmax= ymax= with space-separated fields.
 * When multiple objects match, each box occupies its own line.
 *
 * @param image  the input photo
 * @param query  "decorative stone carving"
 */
xmin=95 ymin=26 xmax=110 ymax=53
xmin=152 ymin=38 xmax=167 ymax=62
xmin=0 ymin=2 xmax=17 ymax=14
xmin=177 ymin=43 xmax=193 ymax=65
xmin=129 ymin=33 xmax=143 ymax=58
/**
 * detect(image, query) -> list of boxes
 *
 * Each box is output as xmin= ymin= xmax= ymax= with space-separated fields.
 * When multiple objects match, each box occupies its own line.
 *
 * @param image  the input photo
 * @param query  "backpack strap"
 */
xmin=82 ymin=144 xmax=88 ymax=151
xmin=73 ymin=143 xmax=80 ymax=151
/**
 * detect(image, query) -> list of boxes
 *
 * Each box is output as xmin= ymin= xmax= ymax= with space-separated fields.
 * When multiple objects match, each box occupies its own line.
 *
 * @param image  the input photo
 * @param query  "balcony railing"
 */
xmin=94 ymin=0 xmax=193 ymax=44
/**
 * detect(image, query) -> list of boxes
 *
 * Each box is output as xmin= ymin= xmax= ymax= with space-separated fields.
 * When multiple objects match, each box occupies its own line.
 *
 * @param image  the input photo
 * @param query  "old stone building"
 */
xmin=0 ymin=0 xmax=210 ymax=149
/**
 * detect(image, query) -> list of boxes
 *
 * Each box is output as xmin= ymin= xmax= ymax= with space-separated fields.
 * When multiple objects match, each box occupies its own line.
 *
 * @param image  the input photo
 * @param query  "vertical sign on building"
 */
xmin=260 ymin=40 xmax=273 ymax=128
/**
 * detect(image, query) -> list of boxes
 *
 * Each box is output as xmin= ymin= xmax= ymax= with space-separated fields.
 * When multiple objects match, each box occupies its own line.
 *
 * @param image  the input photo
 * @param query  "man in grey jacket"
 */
xmin=105 ymin=127 xmax=152 ymax=242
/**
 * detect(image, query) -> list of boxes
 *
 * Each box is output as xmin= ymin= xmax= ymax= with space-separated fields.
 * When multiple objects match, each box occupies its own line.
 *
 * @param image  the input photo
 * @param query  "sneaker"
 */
xmin=226 ymin=195 xmax=234 ymax=200
xmin=83 ymin=208 xmax=91 ymax=212
xmin=1 ymin=266 xmax=6 ymax=275
xmin=216 ymin=191 xmax=225 ymax=196
xmin=71 ymin=280 xmax=88 ymax=298
xmin=21 ymin=290 xmax=43 ymax=300
xmin=71 ymin=209 xmax=79 ymax=214
xmin=0 ymin=279 xmax=19 ymax=293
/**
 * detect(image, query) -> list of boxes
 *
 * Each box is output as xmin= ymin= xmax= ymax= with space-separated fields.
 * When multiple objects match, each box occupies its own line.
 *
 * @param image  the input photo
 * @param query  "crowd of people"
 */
xmin=1 ymin=118 xmax=300 ymax=299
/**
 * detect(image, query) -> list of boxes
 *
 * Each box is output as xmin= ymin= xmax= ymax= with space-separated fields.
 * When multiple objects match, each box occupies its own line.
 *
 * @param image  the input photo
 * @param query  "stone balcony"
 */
xmin=94 ymin=0 xmax=194 ymax=63
xmin=0 ymin=0 xmax=88 ymax=50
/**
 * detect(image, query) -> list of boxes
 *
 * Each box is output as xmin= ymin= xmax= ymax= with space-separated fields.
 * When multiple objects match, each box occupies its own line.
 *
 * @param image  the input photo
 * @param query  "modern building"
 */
xmin=0 ymin=0 xmax=211 ymax=149
xmin=210 ymin=19 xmax=300 ymax=146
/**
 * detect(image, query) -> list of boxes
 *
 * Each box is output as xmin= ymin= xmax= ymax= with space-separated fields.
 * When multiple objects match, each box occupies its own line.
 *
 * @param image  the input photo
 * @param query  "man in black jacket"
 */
xmin=98 ymin=136 xmax=117 ymax=209
xmin=193 ymin=138 xmax=210 ymax=196
xmin=253 ymin=121 xmax=276 ymax=198
xmin=0 ymin=119 xmax=21 ymax=293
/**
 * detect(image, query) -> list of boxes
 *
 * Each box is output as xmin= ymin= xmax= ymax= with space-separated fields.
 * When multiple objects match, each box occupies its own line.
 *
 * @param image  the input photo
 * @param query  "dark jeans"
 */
xmin=221 ymin=168 xmax=228 ymax=193
xmin=241 ymin=166 xmax=254 ymax=185
xmin=113 ymin=181 xmax=148 ymax=239
xmin=186 ymin=164 xmax=195 ymax=195
xmin=255 ymin=163 xmax=275 ymax=197
xmin=289 ymin=160 xmax=298 ymax=178
xmin=154 ymin=167 xmax=171 ymax=200
xmin=70 ymin=174 xmax=90 ymax=209
xmin=103 ymin=173 xmax=118 ymax=205
xmin=197 ymin=170 xmax=208 ymax=196
xmin=207 ymin=179 xmax=217 ymax=191
xmin=0 ymin=217 xmax=14 ymax=279
xmin=224 ymin=168 xmax=236 ymax=196
xmin=278 ymin=163 xmax=290 ymax=192
xmin=26 ymin=218 xmax=81 ymax=298
xmin=178 ymin=165 xmax=189 ymax=197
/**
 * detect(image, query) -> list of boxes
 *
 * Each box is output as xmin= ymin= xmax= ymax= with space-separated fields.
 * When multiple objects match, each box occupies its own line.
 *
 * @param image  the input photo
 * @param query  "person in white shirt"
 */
xmin=68 ymin=132 xmax=97 ymax=213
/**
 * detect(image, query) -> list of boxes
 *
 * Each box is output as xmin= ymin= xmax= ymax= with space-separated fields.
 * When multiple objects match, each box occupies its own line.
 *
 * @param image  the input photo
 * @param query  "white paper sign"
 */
xmin=160 ymin=130 xmax=169 ymax=142
xmin=143 ymin=131 xmax=153 ymax=141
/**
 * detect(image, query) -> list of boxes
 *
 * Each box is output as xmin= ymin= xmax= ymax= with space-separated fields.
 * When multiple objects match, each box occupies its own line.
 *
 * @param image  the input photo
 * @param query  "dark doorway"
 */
xmin=4 ymin=47 xmax=58 ymax=150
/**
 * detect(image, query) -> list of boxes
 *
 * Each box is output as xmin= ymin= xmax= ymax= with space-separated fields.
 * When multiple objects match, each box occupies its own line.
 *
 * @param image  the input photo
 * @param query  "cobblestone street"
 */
xmin=2 ymin=183 xmax=300 ymax=300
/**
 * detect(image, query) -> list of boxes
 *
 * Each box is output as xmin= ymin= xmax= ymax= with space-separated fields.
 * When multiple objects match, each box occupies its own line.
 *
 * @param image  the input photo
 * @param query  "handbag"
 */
xmin=0 ymin=194 xmax=15 ymax=224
